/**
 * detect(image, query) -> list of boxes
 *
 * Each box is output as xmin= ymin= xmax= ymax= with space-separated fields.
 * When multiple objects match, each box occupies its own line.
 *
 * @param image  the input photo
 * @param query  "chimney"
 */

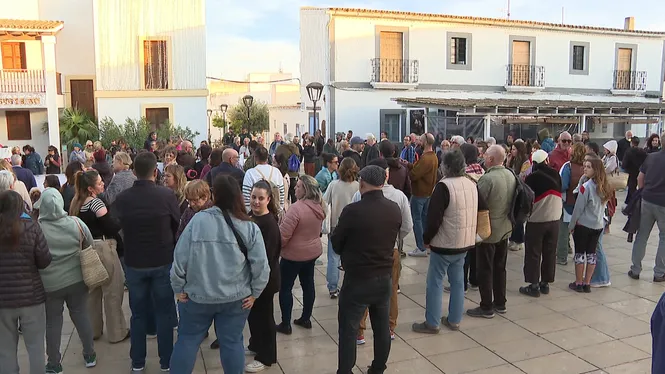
xmin=624 ymin=17 xmax=635 ymax=30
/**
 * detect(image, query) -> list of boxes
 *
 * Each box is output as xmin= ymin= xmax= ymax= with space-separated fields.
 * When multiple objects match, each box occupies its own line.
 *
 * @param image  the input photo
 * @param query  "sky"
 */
xmin=205 ymin=0 xmax=665 ymax=80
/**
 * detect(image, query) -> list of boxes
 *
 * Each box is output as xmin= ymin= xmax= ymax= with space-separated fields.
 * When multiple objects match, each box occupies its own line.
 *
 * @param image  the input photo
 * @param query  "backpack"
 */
xmin=256 ymin=167 xmax=282 ymax=208
xmin=287 ymin=153 xmax=301 ymax=173
xmin=507 ymin=168 xmax=535 ymax=225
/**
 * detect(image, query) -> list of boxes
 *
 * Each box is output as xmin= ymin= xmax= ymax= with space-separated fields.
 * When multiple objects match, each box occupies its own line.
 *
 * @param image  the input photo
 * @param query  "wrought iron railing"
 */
xmin=371 ymin=58 xmax=419 ymax=84
xmin=0 ymin=69 xmax=46 ymax=93
xmin=505 ymin=64 xmax=545 ymax=87
xmin=613 ymin=70 xmax=647 ymax=91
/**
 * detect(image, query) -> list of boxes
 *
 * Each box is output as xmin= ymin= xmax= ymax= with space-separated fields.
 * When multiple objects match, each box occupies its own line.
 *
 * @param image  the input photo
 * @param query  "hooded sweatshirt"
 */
xmin=569 ymin=179 xmax=607 ymax=231
xmin=603 ymin=140 xmax=619 ymax=175
xmin=279 ymin=199 xmax=326 ymax=261
xmin=36 ymin=188 xmax=94 ymax=293
xmin=538 ymin=129 xmax=555 ymax=153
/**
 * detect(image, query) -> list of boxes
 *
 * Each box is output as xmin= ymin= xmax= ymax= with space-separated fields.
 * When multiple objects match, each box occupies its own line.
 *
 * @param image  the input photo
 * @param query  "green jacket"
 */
xmin=275 ymin=143 xmax=300 ymax=178
xmin=477 ymin=165 xmax=517 ymax=244
xmin=315 ymin=167 xmax=338 ymax=193
xmin=35 ymin=188 xmax=93 ymax=293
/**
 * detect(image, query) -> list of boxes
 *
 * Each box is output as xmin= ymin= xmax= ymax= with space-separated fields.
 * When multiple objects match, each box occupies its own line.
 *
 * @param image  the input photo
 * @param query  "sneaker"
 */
xmin=294 ymin=318 xmax=312 ymax=329
xmin=245 ymin=348 xmax=257 ymax=356
xmin=411 ymin=322 xmax=440 ymax=334
xmin=466 ymin=307 xmax=495 ymax=319
xmin=628 ymin=270 xmax=640 ymax=280
xmin=357 ymin=335 xmax=366 ymax=345
xmin=147 ymin=334 xmax=157 ymax=339
xmin=507 ymin=240 xmax=517 ymax=251
xmin=556 ymin=259 xmax=568 ymax=265
xmin=568 ymin=282 xmax=584 ymax=292
xmin=441 ymin=317 xmax=460 ymax=331
xmin=519 ymin=285 xmax=540 ymax=298
xmin=210 ymin=339 xmax=220 ymax=349
xmin=276 ymin=322 xmax=292 ymax=335
xmin=390 ymin=331 xmax=395 ymax=340
xmin=131 ymin=366 xmax=145 ymax=372
xmin=444 ymin=286 xmax=468 ymax=294
xmin=315 ymin=259 xmax=324 ymax=266
xmin=400 ymin=251 xmax=406 ymax=258
xmin=84 ymin=353 xmax=97 ymax=368
xmin=160 ymin=367 xmax=170 ymax=372
xmin=397 ymin=285 xmax=401 ymax=294
xmin=590 ymin=282 xmax=611 ymax=288
xmin=539 ymin=282 xmax=550 ymax=294
xmin=329 ymin=290 xmax=339 ymax=299
xmin=245 ymin=360 xmax=267 ymax=373
xmin=408 ymin=249 xmax=428 ymax=257
xmin=469 ymin=284 xmax=479 ymax=290
xmin=654 ymin=275 xmax=665 ymax=283
xmin=45 ymin=363 xmax=63 ymax=374
xmin=583 ymin=284 xmax=591 ymax=293
xmin=493 ymin=305 xmax=507 ymax=314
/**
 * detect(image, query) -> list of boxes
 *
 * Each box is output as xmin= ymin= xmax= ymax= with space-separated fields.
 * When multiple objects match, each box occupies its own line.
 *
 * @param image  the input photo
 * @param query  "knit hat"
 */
xmin=358 ymin=165 xmax=386 ymax=187
xmin=72 ymin=142 xmax=82 ymax=150
xmin=532 ymin=149 xmax=548 ymax=164
xmin=93 ymin=149 xmax=106 ymax=163
xmin=350 ymin=136 xmax=364 ymax=146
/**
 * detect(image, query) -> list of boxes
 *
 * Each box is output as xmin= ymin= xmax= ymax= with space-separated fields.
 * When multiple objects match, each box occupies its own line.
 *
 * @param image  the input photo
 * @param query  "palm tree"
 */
xmin=58 ymin=107 xmax=99 ymax=148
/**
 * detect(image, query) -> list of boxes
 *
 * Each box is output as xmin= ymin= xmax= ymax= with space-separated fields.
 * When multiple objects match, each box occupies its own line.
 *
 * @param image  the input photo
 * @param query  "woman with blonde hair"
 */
xmin=164 ymin=164 xmax=188 ymax=215
xmin=277 ymin=175 xmax=326 ymax=334
xmin=322 ymin=158 xmax=359 ymax=298
xmin=70 ymin=170 xmax=129 ymax=343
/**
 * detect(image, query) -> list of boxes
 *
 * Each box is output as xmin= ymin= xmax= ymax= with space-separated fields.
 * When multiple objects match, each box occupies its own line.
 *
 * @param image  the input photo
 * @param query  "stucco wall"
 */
xmin=0 ymin=109 xmax=50 ymax=155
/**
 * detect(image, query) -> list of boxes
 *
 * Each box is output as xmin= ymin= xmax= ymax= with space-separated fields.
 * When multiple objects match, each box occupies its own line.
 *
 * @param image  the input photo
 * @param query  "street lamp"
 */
xmin=306 ymin=82 xmax=324 ymax=133
xmin=220 ymin=104 xmax=228 ymax=142
xmin=242 ymin=95 xmax=253 ymax=132
xmin=206 ymin=109 xmax=213 ymax=143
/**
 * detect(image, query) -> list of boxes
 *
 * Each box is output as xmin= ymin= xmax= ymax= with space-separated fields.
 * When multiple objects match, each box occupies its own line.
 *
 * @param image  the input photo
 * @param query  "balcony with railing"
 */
xmin=0 ymin=69 xmax=62 ymax=94
xmin=504 ymin=64 xmax=545 ymax=92
xmin=370 ymin=58 xmax=419 ymax=90
xmin=612 ymin=70 xmax=647 ymax=95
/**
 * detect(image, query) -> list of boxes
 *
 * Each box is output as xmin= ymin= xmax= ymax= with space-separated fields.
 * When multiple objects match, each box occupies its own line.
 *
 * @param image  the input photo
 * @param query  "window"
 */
xmin=143 ymin=40 xmax=168 ymax=89
xmin=6 ymin=111 xmax=31 ymax=140
xmin=569 ymin=41 xmax=590 ymax=75
xmin=145 ymin=107 xmax=169 ymax=130
xmin=283 ymin=123 xmax=287 ymax=135
xmin=450 ymin=37 xmax=467 ymax=65
xmin=446 ymin=32 xmax=472 ymax=71
xmin=1 ymin=42 xmax=26 ymax=69
xmin=572 ymin=46 xmax=585 ymax=70
xmin=380 ymin=110 xmax=406 ymax=142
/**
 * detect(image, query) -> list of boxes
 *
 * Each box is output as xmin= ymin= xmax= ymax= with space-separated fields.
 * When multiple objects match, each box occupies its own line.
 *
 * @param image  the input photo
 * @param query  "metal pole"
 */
xmin=313 ymin=100 xmax=318 ymax=132
xmin=222 ymin=112 xmax=226 ymax=141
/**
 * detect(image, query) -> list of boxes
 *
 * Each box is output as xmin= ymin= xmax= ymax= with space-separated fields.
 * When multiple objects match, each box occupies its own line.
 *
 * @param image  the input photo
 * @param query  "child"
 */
xmin=568 ymin=156 xmax=612 ymax=292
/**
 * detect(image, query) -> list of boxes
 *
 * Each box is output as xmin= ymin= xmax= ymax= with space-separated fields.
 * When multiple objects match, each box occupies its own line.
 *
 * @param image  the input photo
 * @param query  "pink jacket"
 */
xmin=279 ymin=199 xmax=326 ymax=262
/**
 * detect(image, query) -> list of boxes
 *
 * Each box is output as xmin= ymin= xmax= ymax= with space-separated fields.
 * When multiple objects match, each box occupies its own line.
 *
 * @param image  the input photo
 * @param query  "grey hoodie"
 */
xmin=36 ymin=188 xmax=94 ymax=293
xmin=569 ymin=179 xmax=607 ymax=231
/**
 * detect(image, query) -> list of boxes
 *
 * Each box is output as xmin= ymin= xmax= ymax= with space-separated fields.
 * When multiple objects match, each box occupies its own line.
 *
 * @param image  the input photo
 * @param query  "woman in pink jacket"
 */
xmin=276 ymin=175 xmax=326 ymax=335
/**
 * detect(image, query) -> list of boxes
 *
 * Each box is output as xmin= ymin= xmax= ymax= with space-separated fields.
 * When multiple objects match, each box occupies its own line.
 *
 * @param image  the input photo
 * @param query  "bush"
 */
xmin=98 ymin=117 xmax=200 ymax=151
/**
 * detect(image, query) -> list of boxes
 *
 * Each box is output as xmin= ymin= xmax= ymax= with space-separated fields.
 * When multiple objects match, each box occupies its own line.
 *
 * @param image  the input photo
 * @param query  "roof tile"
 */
xmin=0 ymin=19 xmax=64 ymax=31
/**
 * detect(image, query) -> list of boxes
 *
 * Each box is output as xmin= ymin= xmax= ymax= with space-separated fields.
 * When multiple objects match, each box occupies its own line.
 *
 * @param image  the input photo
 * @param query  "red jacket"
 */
xmin=548 ymin=146 xmax=570 ymax=173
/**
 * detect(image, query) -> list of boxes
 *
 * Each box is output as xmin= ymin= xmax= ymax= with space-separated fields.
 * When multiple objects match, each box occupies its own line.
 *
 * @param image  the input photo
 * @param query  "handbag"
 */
xmin=321 ymin=203 xmax=331 ymax=235
xmin=74 ymin=219 xmax=110 ymax=289
xmin=464 ymin=175 xmax=492 ymax=241
xmin=607 ymin=170 xmax=628 ymax=191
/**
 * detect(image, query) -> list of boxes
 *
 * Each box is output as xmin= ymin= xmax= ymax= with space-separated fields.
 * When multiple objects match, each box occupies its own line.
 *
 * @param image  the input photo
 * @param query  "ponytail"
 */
xmin=69 ymin=170 xmax=99 ymax=216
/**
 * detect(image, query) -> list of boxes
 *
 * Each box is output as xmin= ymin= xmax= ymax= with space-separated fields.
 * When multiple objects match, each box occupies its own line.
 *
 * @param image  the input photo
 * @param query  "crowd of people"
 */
xmin=0 ymin=125 xmax=664 ymax=374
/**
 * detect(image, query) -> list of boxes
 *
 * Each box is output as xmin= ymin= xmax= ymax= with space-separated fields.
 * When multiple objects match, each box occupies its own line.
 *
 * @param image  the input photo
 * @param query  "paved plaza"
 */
xmin=17 ymin=196 xmax=660 ymax=374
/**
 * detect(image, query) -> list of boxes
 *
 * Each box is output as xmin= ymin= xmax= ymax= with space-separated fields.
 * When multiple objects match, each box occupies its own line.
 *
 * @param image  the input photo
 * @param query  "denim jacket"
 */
xmin=170 ymin=206 xmax=270 ymax=304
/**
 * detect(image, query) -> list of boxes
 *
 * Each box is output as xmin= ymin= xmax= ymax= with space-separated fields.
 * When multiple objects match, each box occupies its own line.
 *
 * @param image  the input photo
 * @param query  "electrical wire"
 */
xmin=206 ymin=76 xmax=301 ymax=84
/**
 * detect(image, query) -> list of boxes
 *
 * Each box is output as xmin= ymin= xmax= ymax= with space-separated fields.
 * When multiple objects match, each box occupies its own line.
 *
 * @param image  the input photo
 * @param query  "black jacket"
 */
xmin=617 ymin=138 xmax=631 ymax=162
xmin=360 ymin=143 xmax=380 ymax=169
xmin=114 ymin=180 xmax=181 ymax=268
xmin=331 ymin=190 xmax=401 ymax=280
xmin=622 ymin=147 xmax=647 ymax=185
xmin=92 ymin=161 xmax=114 ymax=188
xmin=303 ymin=145 xmax=317 ymax=163
xmin=206 ymin=162 xmax=245 ymax=190
xmin=341 ymin=149 xmax=361 ymax=168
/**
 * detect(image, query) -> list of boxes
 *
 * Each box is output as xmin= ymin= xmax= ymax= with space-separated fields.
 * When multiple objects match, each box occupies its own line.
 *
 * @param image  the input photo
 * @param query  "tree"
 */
xmin=98 ymin=116 xmax=200 ymax=151
xmin=43 ymin=107 xmax=99 ymax=149
xmin=228 ymin=98 xmax=269 ymax=135
xmin=212 ymin=114 xmax=227 ymax=131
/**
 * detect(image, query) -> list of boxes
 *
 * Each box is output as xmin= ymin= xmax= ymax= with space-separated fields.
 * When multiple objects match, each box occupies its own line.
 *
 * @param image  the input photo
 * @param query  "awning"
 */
xmin=0 ymin=19 xmax=64 ymax=36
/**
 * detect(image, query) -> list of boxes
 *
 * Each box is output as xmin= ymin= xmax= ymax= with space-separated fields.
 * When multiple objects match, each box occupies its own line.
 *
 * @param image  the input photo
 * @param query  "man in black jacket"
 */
xmin=617 ymin=130 xmax=633 ymax=166
xmin=115 ymin=152 xmax=180 ymax=372
xmin=622 ymin=136 xmax=647 ymax=204
xmin=205 ymin=148 xmax=245 ymax=189
xmin=331 ymin=165 xmax=402 ymax=374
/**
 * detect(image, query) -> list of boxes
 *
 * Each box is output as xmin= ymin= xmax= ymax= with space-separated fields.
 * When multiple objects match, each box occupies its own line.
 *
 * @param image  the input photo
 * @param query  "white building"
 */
xmin=300 ymin=7 xmax=665 ymax=144
xmin=0 ymin=0 xmax=207 ymax=156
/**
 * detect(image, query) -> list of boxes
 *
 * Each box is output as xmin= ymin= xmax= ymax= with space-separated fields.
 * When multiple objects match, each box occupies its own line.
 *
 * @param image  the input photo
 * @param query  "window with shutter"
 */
xmin=572 ymin=45 xmax=585 ymax=70
xmin=145 ymin=107 xmax=170 ymax=130
xmin=450 ymin=37 xmax=467 ymax=65
xmin=143 ymin=40 xmax=168 ymax=89
xmin=6 ymin=111 xmax=31 ymax=140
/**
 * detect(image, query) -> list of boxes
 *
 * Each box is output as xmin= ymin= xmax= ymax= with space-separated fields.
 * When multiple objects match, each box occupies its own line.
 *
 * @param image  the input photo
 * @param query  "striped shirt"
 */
xmin=242 ymin=164 xmax=286 ymax=212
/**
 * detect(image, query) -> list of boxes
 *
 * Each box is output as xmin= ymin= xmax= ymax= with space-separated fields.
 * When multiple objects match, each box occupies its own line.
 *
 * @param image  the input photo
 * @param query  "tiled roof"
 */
xmin=392 ymin=97 xmax=664 ymax=110
xmin=0 ymin=19 xmax=64 ymax=32
xmin=323 ymin=8 xmax=665 ymax=36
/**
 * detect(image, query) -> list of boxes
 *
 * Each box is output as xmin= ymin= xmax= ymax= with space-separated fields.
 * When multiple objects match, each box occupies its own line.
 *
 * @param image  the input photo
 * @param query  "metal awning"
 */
xmin=393 ymin=97 xmax=665 ymax=117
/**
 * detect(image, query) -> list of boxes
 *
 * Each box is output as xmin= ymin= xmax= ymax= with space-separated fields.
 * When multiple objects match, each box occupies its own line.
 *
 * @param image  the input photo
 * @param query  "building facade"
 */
xmin=0 ymin=0 xmax=207 ymax=157
xmin=300 ymin=7 xmax=665 ymax=144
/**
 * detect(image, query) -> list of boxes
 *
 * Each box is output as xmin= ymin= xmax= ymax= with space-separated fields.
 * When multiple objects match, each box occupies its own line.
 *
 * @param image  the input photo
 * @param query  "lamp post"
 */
xmin=220 ymin=104 xmax=228 ymax=142
xmin=306 ymin=82 xmax=324 ymax=133
xmin=206 ymin=109 xmax=213 ymax=143
xmin=242 ymin=95 xmax=253 ymax=133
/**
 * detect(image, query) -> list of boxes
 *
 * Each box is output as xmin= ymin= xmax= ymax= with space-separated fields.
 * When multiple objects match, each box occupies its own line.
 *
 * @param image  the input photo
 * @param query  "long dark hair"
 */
xmin=251 ymin=180 xmax=279 ymax=220
xmin=44 ymin=175 xmax=61 ymax=189
xmin=646 ymin=134 xmax=661 ymax=152
xmin=48 ymin=145 xmax=60 ymax=159
xmin=0 ymin=190 xmax=26 ymax=249
xmin=212 ymin=174 xmax=250 ymax=221
xmin=63 ymin=161 xmax=84 ymax=189
xmin=510 ymin=141 xmax=528 ymax=173
xmin=69 ymin=170 xmax=100 ymax=216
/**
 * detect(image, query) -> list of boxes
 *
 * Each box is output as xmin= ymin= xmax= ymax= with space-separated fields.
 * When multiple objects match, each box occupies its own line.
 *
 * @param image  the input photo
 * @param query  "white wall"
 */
xmin=299 ymin=8 xmax=330 ymax=133
xmin=0 ymin=109 xmax=50 ymax=155
xmin=269 ymin=107 xmax=308 ymax=139
xmin=96 ymin=96 xmax=207 ymax=144
xmin=0 ymin=0 xmax=39 ymax=18
xmin=329 ymin=16 xmax=665 ymax=92
xmin=93 ymin=0 xmax=206 ymax=91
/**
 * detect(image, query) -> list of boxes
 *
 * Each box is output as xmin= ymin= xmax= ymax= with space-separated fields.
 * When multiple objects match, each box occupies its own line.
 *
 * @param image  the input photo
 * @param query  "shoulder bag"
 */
xmin=463 ymin=175 xmax=492 ymax=241
xmin=74 ymin=219 xmax=110 ymax=289
xmin=222 ymin=210 xmax=249 ymax=260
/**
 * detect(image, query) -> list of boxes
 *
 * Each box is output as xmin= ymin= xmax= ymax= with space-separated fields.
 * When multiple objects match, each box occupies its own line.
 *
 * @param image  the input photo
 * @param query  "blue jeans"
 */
xmin=171 ymin=300 xmax=250 ymax=374
xmin=410 ymin=196 xmax=430 ymax=251
xmin=425 ymin=252 xmax=466 ymax=326
xmin=591 ymin=230 xmax=611 ymax=285
xmin=327 ymin=236 xmax=340 ymax=292
xmin=279 ymin=258 xmax=316 ymax=324
xmin=125 ymin=265 xmax=176 ymax=369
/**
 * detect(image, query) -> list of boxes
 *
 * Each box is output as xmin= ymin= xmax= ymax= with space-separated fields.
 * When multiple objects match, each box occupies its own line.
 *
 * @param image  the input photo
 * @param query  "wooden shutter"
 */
xmin=143 ymin=40 xmax=168 ymax=89
xmin=512 ymin=41 xmax=531 ymax=86
xmin=70 ymin=79 xmax=95 ymax=117
xmin=6 ymin=111 xmax=31 ymax=140
xmin=1 ymin=42 xmax=26 ymax=70
xmin=616 ymin=48 xmax=632 ymax=89
xmin=145 ymin=108 xmax=170 ymax=130
xmin=379 ymin=32 xmax=403 ymax=83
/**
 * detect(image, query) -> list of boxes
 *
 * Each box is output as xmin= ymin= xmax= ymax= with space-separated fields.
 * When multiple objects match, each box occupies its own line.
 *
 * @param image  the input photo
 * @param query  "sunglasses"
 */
xmin=561 ymin=139 xmax=572 ymax=144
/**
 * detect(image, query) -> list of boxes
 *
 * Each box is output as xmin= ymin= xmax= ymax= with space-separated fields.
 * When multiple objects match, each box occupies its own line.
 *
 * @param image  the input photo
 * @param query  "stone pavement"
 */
xmin=18 ymin=196 xmax=660 ymax=373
